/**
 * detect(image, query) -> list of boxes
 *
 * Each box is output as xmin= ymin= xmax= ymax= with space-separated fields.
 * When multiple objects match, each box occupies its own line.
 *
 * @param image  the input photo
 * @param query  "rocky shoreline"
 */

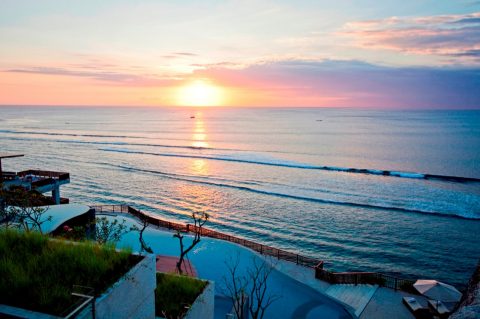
xmin=451 ymin=261 xmax=480 ymax=318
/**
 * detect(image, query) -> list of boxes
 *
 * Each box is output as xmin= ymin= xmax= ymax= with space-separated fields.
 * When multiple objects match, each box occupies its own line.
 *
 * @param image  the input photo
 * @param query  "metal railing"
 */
xmin=91 ymin=204 xmax=417 ymax=292
xmin=60 ymin=286 xmax=95 ymax=319
xmin=314 ymin=261 xmax=416 ymax=291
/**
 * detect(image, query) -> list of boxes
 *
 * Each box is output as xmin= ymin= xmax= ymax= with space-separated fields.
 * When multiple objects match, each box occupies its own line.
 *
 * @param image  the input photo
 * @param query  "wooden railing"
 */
xmin=91 ymin=204 xmax=417 ymax=291
xmin=315 ymin=261 xmax=416 ymax=292
xmin=91 ymin=204 xmax=320 ymax=268
xmin=0 ymin=171 xmax=18 ymax=181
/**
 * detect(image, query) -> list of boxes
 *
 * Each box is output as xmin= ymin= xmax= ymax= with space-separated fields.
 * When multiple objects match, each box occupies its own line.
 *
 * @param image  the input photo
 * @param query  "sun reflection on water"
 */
xmin=192 ymin=159 xmax=208 ymax=175
xmin=191 ymin=113 xmax=209 ymax=149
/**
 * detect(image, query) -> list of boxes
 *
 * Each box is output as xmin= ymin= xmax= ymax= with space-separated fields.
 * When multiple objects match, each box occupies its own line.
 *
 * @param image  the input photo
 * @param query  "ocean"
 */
xmin=1 ymin=106 xmax=479 ymax=287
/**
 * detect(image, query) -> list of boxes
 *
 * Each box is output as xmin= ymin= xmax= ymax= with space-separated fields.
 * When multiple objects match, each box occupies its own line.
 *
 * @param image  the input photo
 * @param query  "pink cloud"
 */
xmin=341 ymin=12 xmax=480 ymax=63
xmin=194 ymin=59 xmax=480 ymax=108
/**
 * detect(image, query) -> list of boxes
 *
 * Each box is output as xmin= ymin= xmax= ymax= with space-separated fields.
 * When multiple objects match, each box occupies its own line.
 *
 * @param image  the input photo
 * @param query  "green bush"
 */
xmin=0 ymin=228 xmax=140 ymax=315
xmin=155 ymin=273 xmax=207 ymax=319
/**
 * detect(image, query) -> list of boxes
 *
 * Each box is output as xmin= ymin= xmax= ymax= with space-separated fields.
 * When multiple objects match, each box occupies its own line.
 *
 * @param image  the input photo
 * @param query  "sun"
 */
xmin=177 ymin=80 xmax=223 ymax=107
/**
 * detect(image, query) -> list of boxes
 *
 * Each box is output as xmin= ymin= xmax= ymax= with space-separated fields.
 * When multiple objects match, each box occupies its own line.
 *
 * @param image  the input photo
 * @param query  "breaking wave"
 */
xmin=100 ymin=148 xmax=480 ymax=183
xmin=108 ymin=163 xmax=480 ymax=220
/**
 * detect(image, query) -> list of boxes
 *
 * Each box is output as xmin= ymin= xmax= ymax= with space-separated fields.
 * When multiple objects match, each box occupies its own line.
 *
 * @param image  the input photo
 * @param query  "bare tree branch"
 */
xmin=174 ymin=211 xmax=209 ymax=274
xmin=131 ymin=215 xmax=153 ymax=254
xmin=223 ymin=255 xmax=280 ymax=319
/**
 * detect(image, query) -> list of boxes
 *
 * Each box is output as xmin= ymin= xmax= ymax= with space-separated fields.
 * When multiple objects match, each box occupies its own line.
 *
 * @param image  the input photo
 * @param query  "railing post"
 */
xmin=394 ymin=278 xmax=398 ymax=291
xmin=296 ymin=255 xmax=299 ymax=265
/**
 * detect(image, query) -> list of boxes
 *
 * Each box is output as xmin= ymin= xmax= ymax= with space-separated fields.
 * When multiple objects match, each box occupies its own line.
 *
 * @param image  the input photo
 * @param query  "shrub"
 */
xmin=0 ymin=228 xmax=140 ymax=316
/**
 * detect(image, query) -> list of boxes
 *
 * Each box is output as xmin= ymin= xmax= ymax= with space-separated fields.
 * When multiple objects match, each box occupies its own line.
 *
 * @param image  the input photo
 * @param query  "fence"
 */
xmin=314 ymin=262 xmax=416 ymax=291
xmin=91 ymin=204 xmax=416 ymax=292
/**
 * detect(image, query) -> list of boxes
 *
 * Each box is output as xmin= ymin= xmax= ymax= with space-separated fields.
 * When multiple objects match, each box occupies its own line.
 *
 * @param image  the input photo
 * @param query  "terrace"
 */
xmin=0 ymin=153 xmax=70 ymax=204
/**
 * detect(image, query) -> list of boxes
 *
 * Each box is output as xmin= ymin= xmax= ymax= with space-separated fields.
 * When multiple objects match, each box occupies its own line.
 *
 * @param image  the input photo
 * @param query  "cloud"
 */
xmin=194 ymin=59 xmax=480 ymax=108
xmin=161 ymin=52 xmax=198 ymax=59
xmin=341 ymin=12 xmax=480 ymax=63
xmin=5 ymin=57 xmax=480 ymax=108
xmin=450 ymin=49 xmax=480 ymax=57
xmin=6 ymin=66 xmax=178 ymax=86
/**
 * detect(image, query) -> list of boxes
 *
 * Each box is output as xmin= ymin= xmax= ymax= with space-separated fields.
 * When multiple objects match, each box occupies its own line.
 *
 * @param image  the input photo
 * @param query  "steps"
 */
xmin=325 ymin=284 xmax=379 ymax=317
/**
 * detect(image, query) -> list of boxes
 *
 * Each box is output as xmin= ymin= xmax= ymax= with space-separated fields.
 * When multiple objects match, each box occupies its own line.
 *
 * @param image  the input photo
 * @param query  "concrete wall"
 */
xmin=78 ymin=253 xmax=156 ymax=319
xmin=184 ymin=280 xmax=215 ymax=319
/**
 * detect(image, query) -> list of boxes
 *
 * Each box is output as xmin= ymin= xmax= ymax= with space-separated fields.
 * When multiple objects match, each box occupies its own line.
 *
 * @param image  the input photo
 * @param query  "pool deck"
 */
xmin=359 ymin=287 xmax=425 ymax=319
xmin=249 ymin=242 xmax=424 ymax=318
xmin=50 ymin=206 xmax=431 ymax=318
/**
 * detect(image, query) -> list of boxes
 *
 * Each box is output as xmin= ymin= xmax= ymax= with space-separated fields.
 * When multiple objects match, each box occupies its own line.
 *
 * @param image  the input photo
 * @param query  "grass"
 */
xmin=0 ymin=228 xmax=141 ymax=316
xmin=155 ymin=273 xmax=208 ymax=319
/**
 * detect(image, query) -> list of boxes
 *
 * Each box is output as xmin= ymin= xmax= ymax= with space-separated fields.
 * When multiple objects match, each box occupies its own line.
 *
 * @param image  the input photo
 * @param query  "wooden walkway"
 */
xmin=155 ymin=255 xmax=197 ymax=277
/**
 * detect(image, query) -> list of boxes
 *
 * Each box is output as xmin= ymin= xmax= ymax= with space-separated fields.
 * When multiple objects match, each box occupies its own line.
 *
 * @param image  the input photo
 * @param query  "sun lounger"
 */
xmin=403 ymin=297 xmax=434 ymax=319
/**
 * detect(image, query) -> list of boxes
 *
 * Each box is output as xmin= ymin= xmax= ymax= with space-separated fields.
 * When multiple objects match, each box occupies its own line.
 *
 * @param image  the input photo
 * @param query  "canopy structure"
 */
xmin=0 ymin=153 xmax=24 ymax=182
xmin=413 ymin=279 xmax=462 ymax=302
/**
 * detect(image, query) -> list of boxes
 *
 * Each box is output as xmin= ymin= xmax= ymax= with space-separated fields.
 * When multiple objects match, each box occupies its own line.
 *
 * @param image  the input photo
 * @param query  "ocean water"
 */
xmin=1 ymin=106 xmax=479 ymax=288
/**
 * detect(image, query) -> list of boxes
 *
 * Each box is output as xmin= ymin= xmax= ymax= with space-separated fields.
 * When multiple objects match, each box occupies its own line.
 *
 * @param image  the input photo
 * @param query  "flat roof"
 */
xmin=0 ymin=153 xmax=24 ymax=159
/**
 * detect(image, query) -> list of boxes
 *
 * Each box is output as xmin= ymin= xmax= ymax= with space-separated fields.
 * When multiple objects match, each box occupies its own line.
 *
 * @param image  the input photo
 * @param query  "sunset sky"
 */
xmin=0 ymin=0 xmax=479 ymax=108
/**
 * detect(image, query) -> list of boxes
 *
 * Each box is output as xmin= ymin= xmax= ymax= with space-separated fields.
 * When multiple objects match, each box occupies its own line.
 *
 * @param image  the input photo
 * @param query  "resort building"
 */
xmin=0 ymin=153 xmax=70 ymax=204
xmin=0 ymin=159 xmax=477 ymax=318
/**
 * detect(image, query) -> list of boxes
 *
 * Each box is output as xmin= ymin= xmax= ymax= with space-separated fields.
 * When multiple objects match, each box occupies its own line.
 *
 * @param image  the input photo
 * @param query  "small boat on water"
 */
xmin=190 ymin=116 xmax=195 ymax=119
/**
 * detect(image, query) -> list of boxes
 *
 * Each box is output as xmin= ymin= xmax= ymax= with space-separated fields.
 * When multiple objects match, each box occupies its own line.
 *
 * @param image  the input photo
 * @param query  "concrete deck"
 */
xmin=359 ymin=287 xmax=428 ymax=319
xmin=326 ymin=284 xmax=378 ymax=317
xmin=270 ymin=258 xmax=425 ymax=319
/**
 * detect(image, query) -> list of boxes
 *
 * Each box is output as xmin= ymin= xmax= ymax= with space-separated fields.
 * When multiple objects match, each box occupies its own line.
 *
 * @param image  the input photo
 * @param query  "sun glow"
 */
xmin=177 ymin=80 xmax=223 ymax=107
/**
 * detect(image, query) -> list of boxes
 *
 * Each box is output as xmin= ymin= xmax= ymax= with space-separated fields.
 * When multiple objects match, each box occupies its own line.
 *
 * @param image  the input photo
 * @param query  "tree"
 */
xmin=94 ymin=216 xmax=129 ymax=245
xmin=223 ymin=255 xmax=279 ymax=319
xmin=0 ymin=187 xmax=51 ymax=234
xmin=174 ymin=211 xmax=208 ymax=274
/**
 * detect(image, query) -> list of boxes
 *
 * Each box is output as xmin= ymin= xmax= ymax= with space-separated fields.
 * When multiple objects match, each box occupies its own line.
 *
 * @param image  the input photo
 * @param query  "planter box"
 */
xmin=184 ymin=280 xmax=215 ymax=319
xmin=156 ymin=280 xmax=215 ymax=319
xmin=78 ymin=253 xmax=156 ymax=319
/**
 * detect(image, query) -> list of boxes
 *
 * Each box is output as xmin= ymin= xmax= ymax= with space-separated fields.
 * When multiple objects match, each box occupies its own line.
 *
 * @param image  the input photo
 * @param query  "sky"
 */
xmin=0 ymin=0 xmax=479 ymax=108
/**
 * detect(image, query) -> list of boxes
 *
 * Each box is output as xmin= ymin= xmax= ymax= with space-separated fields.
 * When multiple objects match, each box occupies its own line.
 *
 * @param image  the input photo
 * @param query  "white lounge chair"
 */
xmin=403 ymin=297 xmax=434 ymax=319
